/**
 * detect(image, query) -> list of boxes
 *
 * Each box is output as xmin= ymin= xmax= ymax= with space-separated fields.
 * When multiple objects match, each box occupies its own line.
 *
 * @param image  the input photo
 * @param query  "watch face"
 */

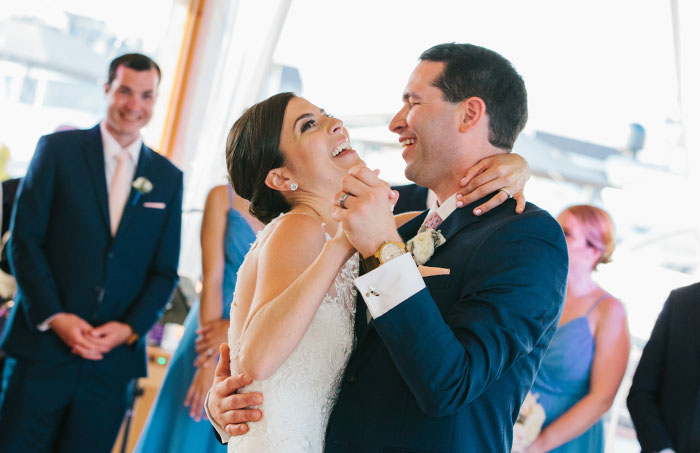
xmin=380 ymin=243 xmax=404 ymax=263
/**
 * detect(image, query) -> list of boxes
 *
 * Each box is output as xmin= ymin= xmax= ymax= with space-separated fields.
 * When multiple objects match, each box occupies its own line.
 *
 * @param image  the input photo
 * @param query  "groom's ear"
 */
xmin=458 ymin=96 xmax=486 ymax=133
xmin=264 ymin=168 xmax=293 ymax=192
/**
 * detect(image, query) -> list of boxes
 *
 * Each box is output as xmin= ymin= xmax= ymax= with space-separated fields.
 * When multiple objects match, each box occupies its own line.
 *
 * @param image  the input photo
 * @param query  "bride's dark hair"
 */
xmin=226 ymin=92 xmax=296 ymax=224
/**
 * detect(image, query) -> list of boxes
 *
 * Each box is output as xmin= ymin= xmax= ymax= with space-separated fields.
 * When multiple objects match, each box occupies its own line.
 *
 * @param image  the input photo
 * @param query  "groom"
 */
xmin=208 ymin=43 xmax=568 ymax=451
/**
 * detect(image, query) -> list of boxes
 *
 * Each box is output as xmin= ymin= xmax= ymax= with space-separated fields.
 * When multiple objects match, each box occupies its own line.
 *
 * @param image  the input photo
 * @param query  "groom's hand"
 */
xmin=208 ymin=343 xmax=263 ymax=436
xmin=332 ymin=165 xmax=402 ymax=258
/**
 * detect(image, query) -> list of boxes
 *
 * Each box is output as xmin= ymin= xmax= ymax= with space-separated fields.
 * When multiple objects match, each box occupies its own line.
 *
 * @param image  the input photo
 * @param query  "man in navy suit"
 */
xmin=627 ymin=282 xmax=700 ymax=453
xmin=324 ymin=42 xmax=568 ymax=453
xmin=207 ymin=43 xmax=567 ymax=452
xmin=0 ymin=53 xmax=183 ymax=452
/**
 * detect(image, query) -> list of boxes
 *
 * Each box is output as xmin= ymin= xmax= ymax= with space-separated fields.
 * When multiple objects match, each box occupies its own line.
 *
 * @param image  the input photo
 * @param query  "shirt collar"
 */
xmin=426 ymin=193 xmax=458 ymax=223
xmin=100 ymin=121 xmax=142 ymax=164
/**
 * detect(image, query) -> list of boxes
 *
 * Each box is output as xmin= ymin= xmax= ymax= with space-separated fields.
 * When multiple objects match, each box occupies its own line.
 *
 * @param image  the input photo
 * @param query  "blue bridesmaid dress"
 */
xmin=135 ymin=187 xmax=255 ymax=453
xmin=530 ymin=296 xmax=609 ymax=452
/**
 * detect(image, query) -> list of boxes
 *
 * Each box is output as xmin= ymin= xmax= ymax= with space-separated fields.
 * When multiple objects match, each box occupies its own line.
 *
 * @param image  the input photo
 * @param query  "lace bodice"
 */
xmin=228 ymin=213 xmax=358 ymax=452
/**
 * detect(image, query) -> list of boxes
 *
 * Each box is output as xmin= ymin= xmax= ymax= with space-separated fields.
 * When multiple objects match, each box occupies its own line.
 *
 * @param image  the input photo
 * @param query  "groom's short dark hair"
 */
xmin=420 ymin=43 xmax=527 ymax=151
xmin=107 ymin=53 xmax=161 ymax=86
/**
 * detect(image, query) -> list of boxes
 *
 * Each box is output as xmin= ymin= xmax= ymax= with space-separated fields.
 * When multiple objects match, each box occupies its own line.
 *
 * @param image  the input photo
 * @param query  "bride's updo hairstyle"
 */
xmin=226 ymin=92 xmax=296 ymax=224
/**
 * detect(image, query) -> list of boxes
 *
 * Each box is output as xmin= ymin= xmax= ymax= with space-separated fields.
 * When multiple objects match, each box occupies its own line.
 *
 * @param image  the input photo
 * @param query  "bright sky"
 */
xmin=274 ymin=0 xmax=679 ymax=152
xmin=0 ymin=0 xmax=172 ymax=53
xmin=2 ymin=0 xmax=682 ymax=154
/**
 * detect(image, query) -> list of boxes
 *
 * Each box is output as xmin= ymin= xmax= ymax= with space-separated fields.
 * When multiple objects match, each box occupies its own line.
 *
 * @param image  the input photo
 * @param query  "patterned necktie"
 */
xmin=418 ymin=211 xmax=443 ymax=233
xmin=109 ymin=149 xmax=133 ymax=236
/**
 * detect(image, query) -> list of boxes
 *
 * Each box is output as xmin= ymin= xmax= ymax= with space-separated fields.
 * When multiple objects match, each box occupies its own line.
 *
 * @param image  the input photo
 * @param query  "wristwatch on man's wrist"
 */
xmin=125 ymin=326 xmax=139 ymax=349
xmin=361 ymin=241 xmax=407 ymax=273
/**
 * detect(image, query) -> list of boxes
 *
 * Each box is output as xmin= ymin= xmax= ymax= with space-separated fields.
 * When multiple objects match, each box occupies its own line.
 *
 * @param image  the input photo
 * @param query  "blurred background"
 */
xmin=1 ymin=1 xmax=698 ymax=450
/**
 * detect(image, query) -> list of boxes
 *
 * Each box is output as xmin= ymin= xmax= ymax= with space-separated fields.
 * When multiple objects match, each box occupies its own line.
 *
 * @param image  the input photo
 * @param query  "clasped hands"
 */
xmin=331 ymin=166 xmax=401 ymax=258
xmin=49 ymin=313 xmax=133 ymax=360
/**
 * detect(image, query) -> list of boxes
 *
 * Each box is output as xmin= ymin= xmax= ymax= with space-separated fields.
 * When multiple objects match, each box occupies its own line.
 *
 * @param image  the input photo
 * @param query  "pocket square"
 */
xmin=143 ymin=202 xmax=166 ymax=209
xmin=418 ymin=265 xmax=450 ymax=277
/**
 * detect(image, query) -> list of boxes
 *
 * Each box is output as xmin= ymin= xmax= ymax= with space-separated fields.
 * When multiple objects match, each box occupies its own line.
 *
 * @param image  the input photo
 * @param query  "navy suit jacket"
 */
xmin=627 ymin=282 xmax=700 ymax=453
xmin=325 ymin=196 xmax=568 ymax=452
xmin=1 ymin=125 xmax=182 ymax=381
xmin=392 ymin=183 xmax=429 ymax=215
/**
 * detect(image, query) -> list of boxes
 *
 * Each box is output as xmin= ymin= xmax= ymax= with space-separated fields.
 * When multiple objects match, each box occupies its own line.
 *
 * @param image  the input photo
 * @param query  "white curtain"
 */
xmin=173 ymin=0 xmax=293 ymax=280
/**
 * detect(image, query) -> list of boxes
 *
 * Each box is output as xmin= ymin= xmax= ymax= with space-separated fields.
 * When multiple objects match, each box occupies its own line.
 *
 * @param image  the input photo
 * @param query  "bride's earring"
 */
xmin=290 ymin=183 xmax=298 ymax=191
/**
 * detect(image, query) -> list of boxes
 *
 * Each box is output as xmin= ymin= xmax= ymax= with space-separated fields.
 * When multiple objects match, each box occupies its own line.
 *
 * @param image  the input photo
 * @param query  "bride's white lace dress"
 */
xmin=228 ymin=214 xmax=358 ymax=452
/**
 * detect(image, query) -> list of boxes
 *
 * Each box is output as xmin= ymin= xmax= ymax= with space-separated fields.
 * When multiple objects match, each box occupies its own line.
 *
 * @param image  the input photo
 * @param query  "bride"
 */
xmin=210 ymin=92 xmax=528 ymax=451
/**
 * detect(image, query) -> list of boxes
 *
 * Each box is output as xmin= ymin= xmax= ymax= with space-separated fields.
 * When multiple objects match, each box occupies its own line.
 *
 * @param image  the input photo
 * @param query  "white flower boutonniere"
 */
xmin=512 ymin=392 xmax=546 ymax=452
xmin=132 ymin=177 xmax=153 ymax=205
xmin=406 ymin=228 xmax=446 ymax=265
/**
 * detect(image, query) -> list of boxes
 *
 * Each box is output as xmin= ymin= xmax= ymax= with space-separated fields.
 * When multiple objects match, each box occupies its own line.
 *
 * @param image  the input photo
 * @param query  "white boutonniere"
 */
xmin=406 ymin=228 xmax=446 ymax=265
xmin=512 ymin=392 xmax=546 ymax=452
xmin=132 ymin=177 xmax=153 ymax=205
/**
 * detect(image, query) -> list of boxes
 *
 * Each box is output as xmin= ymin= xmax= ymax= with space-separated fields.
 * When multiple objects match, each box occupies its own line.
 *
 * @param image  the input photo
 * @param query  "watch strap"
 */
xmin=361 ymin=255 xmax=382 ymax=274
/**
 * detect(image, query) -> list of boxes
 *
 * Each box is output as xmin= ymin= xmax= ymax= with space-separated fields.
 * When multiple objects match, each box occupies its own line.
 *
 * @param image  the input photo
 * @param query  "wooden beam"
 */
xmin=159 ymin=0 xmax=205 ymax=160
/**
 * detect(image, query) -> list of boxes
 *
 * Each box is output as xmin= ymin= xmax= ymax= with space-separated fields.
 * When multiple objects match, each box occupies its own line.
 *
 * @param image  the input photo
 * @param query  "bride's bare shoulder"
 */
xmin=258 ymin=213 xmax=327 ymax=261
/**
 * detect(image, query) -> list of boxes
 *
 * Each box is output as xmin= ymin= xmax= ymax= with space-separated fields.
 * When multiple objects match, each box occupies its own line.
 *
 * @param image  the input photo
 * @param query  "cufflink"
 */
xmin=365 ymin=286 xmax=380 ymax=297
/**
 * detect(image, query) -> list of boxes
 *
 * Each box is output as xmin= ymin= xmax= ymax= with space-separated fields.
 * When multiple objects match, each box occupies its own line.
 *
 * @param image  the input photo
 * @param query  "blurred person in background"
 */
xmin=0 ymin=53 xmax=183 ymax=452
xmin=135 ymin=184 xmax=262 ymax=452
xmin=526 ymin=204 xmax=630 ymax=452
xmin=627 ymin=282 xmax=700 ymax=453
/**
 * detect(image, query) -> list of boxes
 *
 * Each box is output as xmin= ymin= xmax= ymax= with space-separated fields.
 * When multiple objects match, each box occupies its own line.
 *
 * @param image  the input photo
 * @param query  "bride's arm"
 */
xmin=237 ymin=214 xmax=354 ymax=381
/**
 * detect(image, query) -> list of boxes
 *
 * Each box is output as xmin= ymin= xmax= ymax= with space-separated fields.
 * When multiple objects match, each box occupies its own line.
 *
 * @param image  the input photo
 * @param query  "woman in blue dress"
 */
xmin=526 ymin=205 xmax=630 ymax=452
xmin=135 ymin=184 xmax=262 ymax=453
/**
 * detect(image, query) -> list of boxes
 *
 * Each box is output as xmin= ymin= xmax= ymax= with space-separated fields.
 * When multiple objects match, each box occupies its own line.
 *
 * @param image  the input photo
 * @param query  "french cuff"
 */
xmin=38 ymin=313 xmax=61 ymax=331
xmin=204 ymin=390 xmax=231 ymax=443
xmin=355 ymin=252 xmax=425 ymax=319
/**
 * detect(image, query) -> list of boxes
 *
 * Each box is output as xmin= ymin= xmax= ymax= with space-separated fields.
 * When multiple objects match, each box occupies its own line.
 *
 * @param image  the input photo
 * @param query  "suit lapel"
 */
xmin=114 ymin=144 xmax=152 ymax=239
xmin=398 ymin=194 xmax=488 ymax=251
xmin=398 ymin=209 xmax=429 ymax=242
xmin=83 ymin=125 xmax=110 ymax=231
xmin=435 ymin=202 xmax=481 ymax=243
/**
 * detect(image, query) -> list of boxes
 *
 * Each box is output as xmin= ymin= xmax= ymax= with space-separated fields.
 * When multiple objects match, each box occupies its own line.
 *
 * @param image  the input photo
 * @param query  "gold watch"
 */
xmin=361 ymin=241 xmax=407 ymax=273
xmin=125 ymin=331 xmax=140 ymax=348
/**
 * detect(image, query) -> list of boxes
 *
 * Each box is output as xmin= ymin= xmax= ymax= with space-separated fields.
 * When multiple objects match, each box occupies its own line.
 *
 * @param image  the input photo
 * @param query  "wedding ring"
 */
xmin=500 ymin=188 xmax=513 ymax=199
xmin=207 ymin=348 xmax=214 ymax=357
xmin=339 ymin=192 xmax=350 ymax=209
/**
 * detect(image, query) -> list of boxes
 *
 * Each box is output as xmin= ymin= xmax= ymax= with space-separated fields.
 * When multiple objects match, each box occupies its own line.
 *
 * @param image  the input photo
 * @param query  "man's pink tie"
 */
xmin=109 ymin=149 xmax=133 ymax=236
xmin=418 ymin=211 xmax=443 ymax=233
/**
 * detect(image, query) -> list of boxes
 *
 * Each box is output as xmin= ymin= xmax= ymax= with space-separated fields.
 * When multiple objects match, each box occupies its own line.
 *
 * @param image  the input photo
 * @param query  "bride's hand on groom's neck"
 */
xmin=332 ymin=165 xmax=402 ymax=258
xmin=456 ymin=153 xmax=529 ymax=215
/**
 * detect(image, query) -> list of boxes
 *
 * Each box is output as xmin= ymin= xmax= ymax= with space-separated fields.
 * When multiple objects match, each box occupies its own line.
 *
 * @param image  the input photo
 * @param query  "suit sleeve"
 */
xmin=626 ymin=292 xmax=674 ymax=452
xmin=121 ymin=170 xmax=183 ymax=335
xmin=371 ymin=213 xmax=568 ymax=417
xmin=8 ymin=136 xmax=65 ymax=327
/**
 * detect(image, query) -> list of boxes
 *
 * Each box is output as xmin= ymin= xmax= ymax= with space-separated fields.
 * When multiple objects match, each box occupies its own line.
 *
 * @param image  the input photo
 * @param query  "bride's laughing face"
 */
xmin=278 ymin=97 xmax=364 ymax=196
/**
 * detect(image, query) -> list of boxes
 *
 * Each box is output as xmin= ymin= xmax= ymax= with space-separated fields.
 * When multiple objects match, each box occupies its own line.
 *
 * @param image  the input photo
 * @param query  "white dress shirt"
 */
xmin=355 ymin=193 xmax=458 ymax=320
xmin=100 ymin=121 xmax=141 ymax=188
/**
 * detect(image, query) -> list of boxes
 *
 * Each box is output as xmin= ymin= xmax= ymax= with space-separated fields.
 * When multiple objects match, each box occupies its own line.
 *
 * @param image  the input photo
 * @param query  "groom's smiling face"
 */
xmin=389 ymin=61 xmax=464 ymax=192
xmin=278 ymin=97 xmax=364 ymax=197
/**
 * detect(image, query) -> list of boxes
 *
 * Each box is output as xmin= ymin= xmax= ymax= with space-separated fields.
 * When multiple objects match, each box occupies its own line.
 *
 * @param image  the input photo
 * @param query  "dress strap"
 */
xmin=227 ymin=184 xmax=234 ymax=208
xmin=585 ymin=294 xmax=609 ymax=316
